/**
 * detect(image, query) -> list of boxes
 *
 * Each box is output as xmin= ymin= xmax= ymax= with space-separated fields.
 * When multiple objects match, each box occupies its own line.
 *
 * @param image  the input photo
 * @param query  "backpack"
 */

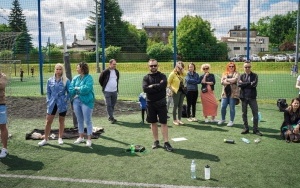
xmin=182 ymin=104 xmax=187 ymax=117
xmin=277 ymin=99 xmax=288 ymax=112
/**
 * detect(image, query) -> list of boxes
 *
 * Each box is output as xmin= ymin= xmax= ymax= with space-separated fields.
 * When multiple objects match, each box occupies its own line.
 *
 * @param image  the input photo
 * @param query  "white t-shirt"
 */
xmin=105 ymin=69 xmax=118 ymax=92
xmin=297 ymin=75 xmax=300 ymax=94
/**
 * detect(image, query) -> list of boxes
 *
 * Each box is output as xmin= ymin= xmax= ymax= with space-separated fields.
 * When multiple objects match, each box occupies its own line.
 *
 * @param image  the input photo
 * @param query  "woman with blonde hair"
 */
xmin=38 ymin=63 xmax=70 ymax=146
xmin=199 ymin=63 xmax=218 ymax=123
xmin=218 ymin=62 xmax=240 ymax=126
xmin=168 ymin=61 xmax=187 ymax=125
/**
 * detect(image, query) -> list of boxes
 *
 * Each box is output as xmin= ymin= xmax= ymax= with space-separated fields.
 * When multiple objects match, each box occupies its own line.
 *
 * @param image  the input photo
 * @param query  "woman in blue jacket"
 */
xmin=69 ymin=62 xmax=95 ymax=147
xmin=38 ymin=63 xmax=70 ymax=146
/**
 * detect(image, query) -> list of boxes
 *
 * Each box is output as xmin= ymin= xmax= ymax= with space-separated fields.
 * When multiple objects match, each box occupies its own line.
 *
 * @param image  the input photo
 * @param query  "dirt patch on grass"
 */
xmin=6 ymin=96 xmax=140 ymax=119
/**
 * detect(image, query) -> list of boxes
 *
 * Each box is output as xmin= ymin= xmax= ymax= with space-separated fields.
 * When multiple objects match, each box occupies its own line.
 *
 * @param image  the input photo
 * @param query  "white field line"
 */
xmin=0 ymin=174 xmax=220 ymax=188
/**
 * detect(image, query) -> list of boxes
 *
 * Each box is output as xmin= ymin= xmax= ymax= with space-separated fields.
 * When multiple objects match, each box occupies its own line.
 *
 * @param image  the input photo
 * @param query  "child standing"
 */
xmin=138 ymin=92 xmax=147 ymax=124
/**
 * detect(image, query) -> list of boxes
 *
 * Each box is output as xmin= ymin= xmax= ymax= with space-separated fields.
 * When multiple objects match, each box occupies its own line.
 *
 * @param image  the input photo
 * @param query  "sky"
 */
xmin=0 ymin=0 xmax=298 ymax=47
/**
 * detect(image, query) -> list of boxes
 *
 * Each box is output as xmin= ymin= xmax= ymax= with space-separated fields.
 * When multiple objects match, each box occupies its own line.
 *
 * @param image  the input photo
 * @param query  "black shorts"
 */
xmin=146 ymin=98 xmax=168 ymax=124
xmin=49 ymin=104 xmax=67 ymax=117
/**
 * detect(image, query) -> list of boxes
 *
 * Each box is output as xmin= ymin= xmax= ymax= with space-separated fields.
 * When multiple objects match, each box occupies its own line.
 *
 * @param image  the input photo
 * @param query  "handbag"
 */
xmin=201 ymin=87 xmax=208 ymax=93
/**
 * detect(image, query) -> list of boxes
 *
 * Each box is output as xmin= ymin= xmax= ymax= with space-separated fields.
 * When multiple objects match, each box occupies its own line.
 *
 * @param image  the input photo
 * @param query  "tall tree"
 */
xmin=170 ymin=15 xmax=227 ymax=61
xmin=8 ymin=0 xmax=33 ymax=54
xmin=86 ymin=0 xmax=147 ymax=53
xmin=251 ymin=11 xmax=297 ymax=49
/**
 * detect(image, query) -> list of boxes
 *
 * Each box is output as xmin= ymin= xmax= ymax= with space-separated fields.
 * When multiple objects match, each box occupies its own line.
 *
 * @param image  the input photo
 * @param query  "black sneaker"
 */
xmin=253 ymin=130 xmax=263 ymax=136
xmin=241 ymin=129 xmax=249 ymax=134
xmin=164 ymin=142 xmax=173 ymax=152
xmin=152 ymin=140 xmax=160 ymax=149
xmin=111 ymin=118 xmax=117 ymax=124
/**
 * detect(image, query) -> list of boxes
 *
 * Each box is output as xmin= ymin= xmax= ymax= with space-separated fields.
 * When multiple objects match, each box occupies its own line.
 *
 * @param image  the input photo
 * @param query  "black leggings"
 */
xmin=186 ymin=90 xmax=198 ymax=118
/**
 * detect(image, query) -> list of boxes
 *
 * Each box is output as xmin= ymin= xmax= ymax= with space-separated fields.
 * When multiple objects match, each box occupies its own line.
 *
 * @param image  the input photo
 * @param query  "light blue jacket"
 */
xmin=69 ymin=74 xmax=95 ymax=109
xmin=46 ymin=76 xmax=70 ymax=114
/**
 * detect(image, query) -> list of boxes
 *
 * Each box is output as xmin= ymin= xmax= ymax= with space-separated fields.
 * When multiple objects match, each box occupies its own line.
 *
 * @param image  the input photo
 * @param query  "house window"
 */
xmin=258 ymin=38 xmax=264 ymax=44
xmin=244 ymin=47 xmax=251 ymax=50
xmin=233 ymin=47 xmax=240 ymax=50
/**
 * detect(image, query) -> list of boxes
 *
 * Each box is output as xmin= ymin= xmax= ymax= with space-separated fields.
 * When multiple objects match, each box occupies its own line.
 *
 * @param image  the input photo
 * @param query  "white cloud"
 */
xmin=0 ymin=0 xmax=298 ymax=47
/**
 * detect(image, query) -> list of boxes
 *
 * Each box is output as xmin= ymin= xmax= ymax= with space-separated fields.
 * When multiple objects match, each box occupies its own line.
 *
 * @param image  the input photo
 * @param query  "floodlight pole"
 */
xmin=95 ymin=0 xmax=100 ymax=73
xmin=295 ymin=0 xmax=300 ymax=66
xmin=246 ymin=0 xmax=250 ymax=60
xmin=37 ymin=0 xmax=44 ymax=95
xmin=173 ymin=0 xmax=177 ymax=67
xmin=101 ymin=0 xmax=105 ymax=71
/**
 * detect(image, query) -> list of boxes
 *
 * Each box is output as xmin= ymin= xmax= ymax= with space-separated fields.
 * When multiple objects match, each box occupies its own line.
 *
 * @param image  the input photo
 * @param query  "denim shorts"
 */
xmin=0 ymin=105 xmax=7 ymax=124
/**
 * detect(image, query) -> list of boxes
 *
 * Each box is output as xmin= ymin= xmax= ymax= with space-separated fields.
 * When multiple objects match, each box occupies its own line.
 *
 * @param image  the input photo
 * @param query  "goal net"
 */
xmin=0 ymin=32 xmax=21 ymax=79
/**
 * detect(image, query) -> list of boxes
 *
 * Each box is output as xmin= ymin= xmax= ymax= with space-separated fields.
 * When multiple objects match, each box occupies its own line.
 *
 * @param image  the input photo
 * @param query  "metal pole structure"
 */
xmin=295 ymin=0 xmax=300 ymax=66
xmin=95 ymin=0 xmax=100 ymax=73
xmin=173 ymin=0 xmax=177 ymax=67
xmin=246 ymin=0 xmax=250 ymax=60
xmin=101 ymin=0 xmax=105 ymax=71
xmin=60 ymin=21 xmax=78 ymax=128
xmin=48 ymin=37 xmax=51 ymax=72
xmin=37 ymin=0 xmax=44 ymax=95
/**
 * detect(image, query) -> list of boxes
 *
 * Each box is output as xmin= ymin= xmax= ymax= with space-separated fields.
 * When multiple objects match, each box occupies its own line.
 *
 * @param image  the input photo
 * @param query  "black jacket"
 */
xmin=142 ymin=71 xmax=167 ymax=102
xmin=238 ymin=72 xmax=258 ymax=99
xmin=99 ymin=68 xmax=120 ymax=92
xmin=199 ymin=73 xmax=215 ymax=90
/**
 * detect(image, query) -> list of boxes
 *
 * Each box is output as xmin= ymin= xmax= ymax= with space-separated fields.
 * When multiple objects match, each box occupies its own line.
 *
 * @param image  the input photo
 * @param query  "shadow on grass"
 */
xmin=48 ymin=143 xmax=138 ymax=157
xmin=116 ymin=120 xmax=174 ymax=129
xmin=184 ymin=123 xmax=228 ymax=132
xmin=173 ymin=148 xmax=220 ymax=162
xmin=0 ymin=155 xmax=44 ymax=171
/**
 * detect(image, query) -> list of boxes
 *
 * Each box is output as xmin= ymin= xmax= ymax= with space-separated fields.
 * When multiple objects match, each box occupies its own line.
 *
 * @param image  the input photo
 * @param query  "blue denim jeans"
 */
xmin=220 ymin=97 xmax=236 ymax=121
xmin=73 ymin=98 xmax=93 ymax=135
xmin=103 ymin=91 xmax=118 ymax=119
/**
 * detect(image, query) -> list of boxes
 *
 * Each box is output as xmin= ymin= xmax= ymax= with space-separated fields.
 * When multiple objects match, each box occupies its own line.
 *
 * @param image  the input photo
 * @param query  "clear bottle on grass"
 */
xmin=191 ymin=160 xmax=196 ymax=179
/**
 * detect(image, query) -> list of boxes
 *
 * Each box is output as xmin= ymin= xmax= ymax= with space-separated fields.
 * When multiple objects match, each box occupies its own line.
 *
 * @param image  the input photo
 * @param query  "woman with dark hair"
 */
xmin=69 ymin=62 xmax=95 ymax=147
xmin=185 ymin=62 xmax=200 ymax=122
xmin=218 ymin=62 xmax=240 ymax=127
xmin=280 ymin=98 xmax=300 ymax=142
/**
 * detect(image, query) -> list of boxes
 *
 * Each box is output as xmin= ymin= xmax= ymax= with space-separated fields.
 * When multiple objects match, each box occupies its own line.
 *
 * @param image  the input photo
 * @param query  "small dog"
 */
xmin=285 ymin=124 xmax=300 ymax=142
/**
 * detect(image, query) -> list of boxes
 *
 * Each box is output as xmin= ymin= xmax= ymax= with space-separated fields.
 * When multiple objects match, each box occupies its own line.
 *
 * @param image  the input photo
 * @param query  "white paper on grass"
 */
xmin=171 ymin=137 xmax=187 ymax=142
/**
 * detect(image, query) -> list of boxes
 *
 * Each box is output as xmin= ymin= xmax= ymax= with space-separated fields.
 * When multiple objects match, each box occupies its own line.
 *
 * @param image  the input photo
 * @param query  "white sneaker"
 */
xmin=38 ymin=139 xmax=48 ymax=146
xmin=58 ymin=138 xmax=64 ymax=145
xmin=0 ymin=148 xmax=8 ymax=158
xmin=218 ymin=120 xmax=225 ymax=125
xmin=192 ymin=118 xmax=198 ymax=122
xmin=74 ymin=137 xmax=84 ymax=144
xmin=227 ymin=121 xmax=234 ymax=127
xmin=204 ymin=118 xmax=209 ymax=123
xmin=211 ymin=119 xmax=218 ymax=123
xmin=187 ymin=118 xmax=193 ymax=122
xmin=86 ymin=140 xmax=92 ymax=147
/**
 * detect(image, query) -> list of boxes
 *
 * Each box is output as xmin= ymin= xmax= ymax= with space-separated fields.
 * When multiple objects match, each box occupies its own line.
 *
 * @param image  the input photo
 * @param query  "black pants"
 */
xmin=241 ymin=98 xmax=259 ymax=131
xmin=186 ymin=90 xmax=198 ymax=118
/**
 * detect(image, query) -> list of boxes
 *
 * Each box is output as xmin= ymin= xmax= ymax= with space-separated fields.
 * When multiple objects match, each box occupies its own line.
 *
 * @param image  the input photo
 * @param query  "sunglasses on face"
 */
xmin=203 ymin=68 xmax=209 ymax=70
xmin=149 ymin=65 xmax=158 ymax=68
xmin=229 ymin=66 xmax=234 ymax=68
xmin=244 ymin=66 xmax=251 ymax=69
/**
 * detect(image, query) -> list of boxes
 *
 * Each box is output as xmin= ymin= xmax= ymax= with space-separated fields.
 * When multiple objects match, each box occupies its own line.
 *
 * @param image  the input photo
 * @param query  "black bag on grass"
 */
xmin=277 ymin=99 xmax=288 ymax=112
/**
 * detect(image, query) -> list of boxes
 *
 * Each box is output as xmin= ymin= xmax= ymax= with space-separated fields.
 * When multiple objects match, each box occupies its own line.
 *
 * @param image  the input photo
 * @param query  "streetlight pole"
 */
xmin=295 ymin=0 xmax=300 ymax=65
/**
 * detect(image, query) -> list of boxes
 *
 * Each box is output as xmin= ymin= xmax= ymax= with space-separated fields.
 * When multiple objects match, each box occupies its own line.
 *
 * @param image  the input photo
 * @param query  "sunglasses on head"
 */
xmin=149 ymin=65 xmax=157 ymax=68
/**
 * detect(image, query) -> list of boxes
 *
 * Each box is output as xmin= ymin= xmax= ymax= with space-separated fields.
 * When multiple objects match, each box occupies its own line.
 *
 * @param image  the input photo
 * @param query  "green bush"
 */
xmin=105 ymin=45 xmax=121 ymax=61
xmin=146 ymin=42 xmax=173 ymax=61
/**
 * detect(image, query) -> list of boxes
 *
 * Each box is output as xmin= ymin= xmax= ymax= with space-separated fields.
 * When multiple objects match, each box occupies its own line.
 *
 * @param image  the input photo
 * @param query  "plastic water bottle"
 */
xmin=258 ymin=112 xmax=262 ymax=122
xmin=130 ymin=144 xmax=135 ymax=154
xmin=191 ymin=160 xmax=196 ymax=179
xmin=242 ymin=138 xmax=250 ymax=144
xmin=224 ymin=139 xmax=235 ymax=144
xmin=205 ymin=165 xmax=210 ymax=180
